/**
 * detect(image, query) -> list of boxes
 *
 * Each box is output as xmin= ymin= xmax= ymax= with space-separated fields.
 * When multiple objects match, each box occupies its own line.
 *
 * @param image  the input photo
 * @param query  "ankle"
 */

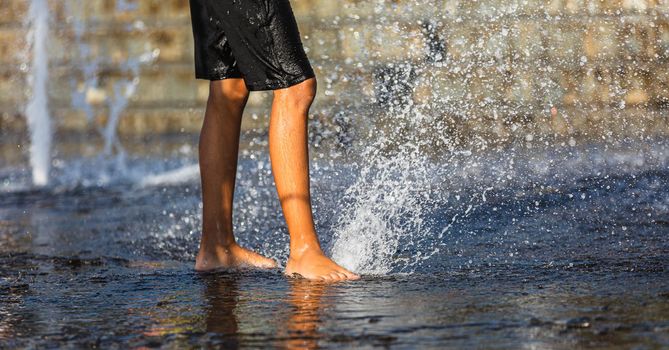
xmin=199 ymin=237 xmax=236 ymax=255
xmin=289 ymin=243 xmax=323 ymax=260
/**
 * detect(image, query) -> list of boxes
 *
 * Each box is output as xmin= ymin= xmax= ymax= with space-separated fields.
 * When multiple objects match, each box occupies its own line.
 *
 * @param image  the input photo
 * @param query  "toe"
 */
xmin=339 ymin=268 xmax=360 ymax=280
xmin=341 ymin=269 xmax=360 ymax=280
xmin=336 ymin=272 xmax=350 ymax=280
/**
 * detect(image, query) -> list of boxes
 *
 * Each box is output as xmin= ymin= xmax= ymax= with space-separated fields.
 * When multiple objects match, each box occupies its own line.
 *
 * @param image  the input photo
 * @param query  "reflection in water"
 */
xmin=283 ymin=280 xmax=329 ymax=350
xmin=137 ymin=272 xmax=242 ymax=347
xmin=199 ymin=275 xmax=330 ymax=349
xmin=0 ymin=256 xmax=36 ymax=343
xmin=201 ymin=273 xmax=240 ymax=348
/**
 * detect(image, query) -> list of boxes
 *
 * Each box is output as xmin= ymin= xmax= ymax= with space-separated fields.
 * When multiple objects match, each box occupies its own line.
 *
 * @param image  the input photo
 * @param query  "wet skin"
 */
xmin=195 ymin=78 xmax=359 ymax=281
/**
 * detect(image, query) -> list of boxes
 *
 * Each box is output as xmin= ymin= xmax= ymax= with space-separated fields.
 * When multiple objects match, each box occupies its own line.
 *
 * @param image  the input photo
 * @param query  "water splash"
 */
xmin=25 ymin=0 xmax=52 ymax=186
xmin=330 ymin=99 xmax=447 ymax=274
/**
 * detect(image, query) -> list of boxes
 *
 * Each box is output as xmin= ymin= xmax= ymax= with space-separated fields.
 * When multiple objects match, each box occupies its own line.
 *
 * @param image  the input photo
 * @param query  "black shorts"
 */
xmin=189 ymin=0 xmax=315 ymax=91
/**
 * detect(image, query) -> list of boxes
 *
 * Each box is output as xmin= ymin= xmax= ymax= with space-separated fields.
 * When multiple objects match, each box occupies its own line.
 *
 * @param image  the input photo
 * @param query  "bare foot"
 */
xmin=195 ymin=243 xmax=278 ymax=271
xmin=285 ymin=249 xmax=360 ymax=281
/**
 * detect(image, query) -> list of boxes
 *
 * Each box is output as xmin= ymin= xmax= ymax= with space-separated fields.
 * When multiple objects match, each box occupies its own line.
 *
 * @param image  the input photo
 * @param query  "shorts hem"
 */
xmin=195 ymin=73 xmax=244 ymax=81
xmin=245 ymin=72 xmax=316 ymax=92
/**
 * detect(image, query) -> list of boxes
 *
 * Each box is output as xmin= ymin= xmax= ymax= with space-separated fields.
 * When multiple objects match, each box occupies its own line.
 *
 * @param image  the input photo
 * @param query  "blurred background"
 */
xmin=2 ymin=0 xmax=668 ymax=172
xmin=2 ymin=2 xmax=669 ymax=347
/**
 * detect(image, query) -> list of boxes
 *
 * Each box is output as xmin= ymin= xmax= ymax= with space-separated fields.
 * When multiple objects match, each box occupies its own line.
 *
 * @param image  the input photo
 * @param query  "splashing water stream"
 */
xmin=330 ymin=102 xmax=440 ymax=274
xmin=24 ymin=0 xmax=52 ymax=186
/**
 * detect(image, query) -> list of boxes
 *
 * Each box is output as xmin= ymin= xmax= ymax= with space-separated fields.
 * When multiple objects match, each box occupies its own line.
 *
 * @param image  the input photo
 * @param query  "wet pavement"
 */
xmin=1 ymin=142 xmax=668 ymax=349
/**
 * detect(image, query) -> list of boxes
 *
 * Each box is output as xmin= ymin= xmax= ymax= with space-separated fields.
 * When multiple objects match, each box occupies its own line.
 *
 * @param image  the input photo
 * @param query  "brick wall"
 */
xmin=1 ymin=0 xmax=668 ymax=139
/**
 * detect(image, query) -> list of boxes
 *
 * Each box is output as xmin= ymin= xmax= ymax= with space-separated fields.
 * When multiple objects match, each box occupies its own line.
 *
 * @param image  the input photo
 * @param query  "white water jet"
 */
xmin=25 ymin=0 xmax=52 ymax=186
xmin=330 ymin=103 xmax=444 ymax=275
xmin=140 ymin=164 xmax=200 ymax=187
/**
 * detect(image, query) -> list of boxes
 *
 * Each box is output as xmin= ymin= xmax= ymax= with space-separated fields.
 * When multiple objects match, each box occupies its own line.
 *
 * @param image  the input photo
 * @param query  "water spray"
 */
xmin=25 ymin=0 xmax=52 ymax=186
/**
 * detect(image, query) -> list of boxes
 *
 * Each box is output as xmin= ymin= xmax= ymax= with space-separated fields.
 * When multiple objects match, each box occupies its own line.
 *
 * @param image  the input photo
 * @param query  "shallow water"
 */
xmin=1 ymin=139 xmax=668 ymax=348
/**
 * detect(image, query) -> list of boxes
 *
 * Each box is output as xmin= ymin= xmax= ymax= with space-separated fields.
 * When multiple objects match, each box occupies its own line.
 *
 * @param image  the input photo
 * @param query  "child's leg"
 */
xmin=269 ymin=78 xmax=359 ymax=281
xmin=195 ymin=79 xmax=277 ymax=271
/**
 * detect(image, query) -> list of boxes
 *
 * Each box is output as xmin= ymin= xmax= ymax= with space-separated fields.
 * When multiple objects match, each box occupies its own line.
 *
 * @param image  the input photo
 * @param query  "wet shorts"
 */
xmin=188 ymin=0 xmax=315 ymax=91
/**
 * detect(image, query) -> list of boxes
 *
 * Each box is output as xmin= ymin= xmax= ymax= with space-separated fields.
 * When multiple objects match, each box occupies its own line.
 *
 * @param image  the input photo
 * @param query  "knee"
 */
xmin=279 ymin=77 xmax=317 ymax=111
xmin=207 ymin=80 xmax=249 ymax=112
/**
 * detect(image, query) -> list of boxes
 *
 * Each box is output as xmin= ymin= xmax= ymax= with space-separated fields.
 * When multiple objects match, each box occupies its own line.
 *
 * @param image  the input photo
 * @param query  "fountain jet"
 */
xmin=25 ymin=0 xmax=52 ymax=186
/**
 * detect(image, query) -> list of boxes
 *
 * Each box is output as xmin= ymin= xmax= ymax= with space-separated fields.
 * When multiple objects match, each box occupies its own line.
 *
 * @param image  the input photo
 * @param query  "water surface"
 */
xmin=1 ymin=140 xmax=668 ymax=349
